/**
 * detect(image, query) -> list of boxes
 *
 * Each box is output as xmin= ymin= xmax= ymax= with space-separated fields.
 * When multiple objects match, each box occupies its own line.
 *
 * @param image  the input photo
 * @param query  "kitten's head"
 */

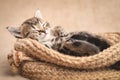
xmin=7 ymin=10 xmax=51 ymax=41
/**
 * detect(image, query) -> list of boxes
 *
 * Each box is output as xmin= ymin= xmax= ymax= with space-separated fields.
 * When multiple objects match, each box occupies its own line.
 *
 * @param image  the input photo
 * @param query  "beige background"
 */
xmin=0 ymin=0 xmax=120 ymax=80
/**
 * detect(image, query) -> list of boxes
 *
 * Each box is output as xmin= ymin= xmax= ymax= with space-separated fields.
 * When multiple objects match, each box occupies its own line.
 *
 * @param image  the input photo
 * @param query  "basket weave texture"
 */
xmin=11 ymin=32 xmax=120 ymax=80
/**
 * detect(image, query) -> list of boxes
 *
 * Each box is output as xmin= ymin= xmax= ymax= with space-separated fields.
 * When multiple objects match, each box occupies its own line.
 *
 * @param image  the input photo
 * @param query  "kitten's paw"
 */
xmin=64 ymin=39 xmax=100 ymax=56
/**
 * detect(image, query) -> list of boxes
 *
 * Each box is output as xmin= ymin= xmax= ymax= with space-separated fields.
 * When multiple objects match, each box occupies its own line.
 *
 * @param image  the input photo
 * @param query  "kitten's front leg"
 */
xmin=61 ymin=39 xmax=100 ymax=56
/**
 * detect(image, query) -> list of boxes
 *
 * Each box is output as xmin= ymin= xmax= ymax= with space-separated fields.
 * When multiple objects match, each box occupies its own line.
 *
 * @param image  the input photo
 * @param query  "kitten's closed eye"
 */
xmin=37 ymin=30 xmax=46 ymax=34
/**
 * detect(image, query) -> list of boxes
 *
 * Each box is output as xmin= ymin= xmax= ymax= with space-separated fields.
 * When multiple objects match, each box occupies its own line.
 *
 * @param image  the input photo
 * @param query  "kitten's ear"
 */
xmin=34 ymin=10 xmax=43 ymax=19
xmin=6 ymin=26 xmax=23 ymax=38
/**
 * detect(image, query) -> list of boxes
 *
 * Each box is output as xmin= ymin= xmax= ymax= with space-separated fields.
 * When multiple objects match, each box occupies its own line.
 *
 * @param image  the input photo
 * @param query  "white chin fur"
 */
xmin=38 ymin=29 xmax=51 ymax=42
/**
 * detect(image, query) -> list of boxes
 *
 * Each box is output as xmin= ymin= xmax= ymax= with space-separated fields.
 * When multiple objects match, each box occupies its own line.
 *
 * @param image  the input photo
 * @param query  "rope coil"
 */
xmin=8 ymin=32 xmax=120 ymax=80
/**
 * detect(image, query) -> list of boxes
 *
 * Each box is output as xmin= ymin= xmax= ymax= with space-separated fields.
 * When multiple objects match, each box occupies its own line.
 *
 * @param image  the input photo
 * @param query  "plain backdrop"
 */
xmin=0 ymin=0 xmax=120 ymax=80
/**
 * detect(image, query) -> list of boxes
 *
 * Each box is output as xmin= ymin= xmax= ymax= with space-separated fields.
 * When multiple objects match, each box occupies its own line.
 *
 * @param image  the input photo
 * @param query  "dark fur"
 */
xmin=54 ymin=31 xmax=110 ymax=57
xmin=69 ymin=32 xmax=110 ymax=51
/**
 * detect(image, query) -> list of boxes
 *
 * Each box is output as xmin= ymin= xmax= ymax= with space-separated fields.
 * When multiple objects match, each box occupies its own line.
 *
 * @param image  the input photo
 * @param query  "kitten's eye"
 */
xmin=37 ymin=30 xmax=45 ymax=33
xmin=36 ymin=30 xmax=46 ymax=35
xmin=31 ymin=25 xmax=37 ymax=29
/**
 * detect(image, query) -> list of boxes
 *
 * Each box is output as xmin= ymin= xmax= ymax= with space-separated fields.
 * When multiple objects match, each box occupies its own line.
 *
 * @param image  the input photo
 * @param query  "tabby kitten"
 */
xmin=7 ymin=10 xmax=110 ymax=57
